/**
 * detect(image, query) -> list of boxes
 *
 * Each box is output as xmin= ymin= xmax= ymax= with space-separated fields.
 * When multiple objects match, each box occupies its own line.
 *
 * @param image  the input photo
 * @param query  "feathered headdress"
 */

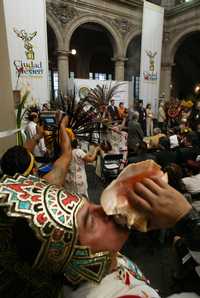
xmin=53 ymin=82 xmax=124 ymax=144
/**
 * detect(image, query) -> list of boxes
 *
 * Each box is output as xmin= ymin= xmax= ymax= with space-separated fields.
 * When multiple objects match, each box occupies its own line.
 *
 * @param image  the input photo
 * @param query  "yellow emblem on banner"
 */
xmin=13 ymin=28 xmax=37 ymax=60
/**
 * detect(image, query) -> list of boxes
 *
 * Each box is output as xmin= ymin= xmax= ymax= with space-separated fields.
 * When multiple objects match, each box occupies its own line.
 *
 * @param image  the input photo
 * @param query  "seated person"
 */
xmin=154 ymin=137 xmax=178 ymax=169
xmin=196 ymin=123 xmax=200 ymax=146
xmin=1 ymin=116 xmax=71 ymax=187
xmin=0 ymin=169 xmax=199 ymax=298
xmin=164 ymin=163 xmax=192 ymax=202
xmin=182 ymin=168 xmax=200 ymax=196
xmin=148 ymin=127 xmax=166 ymax=149
xmin=177 ymin=131 xmax=200 ymax=165
xmin=128 ymin=141 xmax=156 ymax=164
xmin=167 ymin=127 xmax=180 ymax=149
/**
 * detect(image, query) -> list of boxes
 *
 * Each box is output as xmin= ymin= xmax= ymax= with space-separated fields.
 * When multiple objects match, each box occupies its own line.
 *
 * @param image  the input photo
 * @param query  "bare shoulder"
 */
xmin=43 ymin=166 xmax=66 ymax=187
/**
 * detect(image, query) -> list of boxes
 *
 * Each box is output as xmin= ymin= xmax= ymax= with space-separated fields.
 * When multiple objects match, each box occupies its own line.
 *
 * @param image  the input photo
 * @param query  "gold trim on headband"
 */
xmin=23 ymin=152 xmax=35 ymax=176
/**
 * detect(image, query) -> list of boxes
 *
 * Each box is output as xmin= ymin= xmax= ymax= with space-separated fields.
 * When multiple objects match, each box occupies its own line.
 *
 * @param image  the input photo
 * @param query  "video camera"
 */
xmin=39 ymin=111 xmax=58 ymax=131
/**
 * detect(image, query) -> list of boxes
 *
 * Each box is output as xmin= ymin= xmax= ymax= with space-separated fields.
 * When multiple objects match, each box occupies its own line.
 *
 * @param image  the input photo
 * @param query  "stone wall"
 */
xmin=46 ymin=0 xmax=200 ymax=99
xmin=0 ymin=1 xmax=16 ymax=156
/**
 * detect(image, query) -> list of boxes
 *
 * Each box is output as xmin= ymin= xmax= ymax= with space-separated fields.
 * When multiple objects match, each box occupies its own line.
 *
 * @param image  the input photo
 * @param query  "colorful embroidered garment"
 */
xmin=64 ymin=254 xmax=160 ymax=298
xmin=0 ymin=175 xmax=112 ymax=285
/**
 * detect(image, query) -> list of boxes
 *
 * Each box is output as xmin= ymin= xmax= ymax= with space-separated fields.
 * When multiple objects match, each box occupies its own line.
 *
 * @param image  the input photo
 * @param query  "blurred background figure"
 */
xmin=149 ymin=127 xmax=166 ymax=149
xmin=136 ymin=99 xmax=146 ymax=135
xmin=155 ymin=136 xmax=177 ymax=169
xmin=42 ymin=103 xmax=50 ymax=111
xmin=25 ymin=110 xmax=48 ymax=162
xmin=157 ymin=101 xmax=166 ymax=132
xmin=118 ymin=102 xmax=125 ymax=120
xmin=128 ymin=141 xmax=156 ymax=164
xmin=65 ymin=139 xmax=100 ymax=197
xmin=146 ymin=103 xmax=154 ymax=136
xmin=128 ymin=111 xmax=144 ymax=156
xmin=189 ymin=100 xmax=200 ymax=130
xmin=168 ymin=127 xmax=180 ymax=149
xmin=107 ymin=99 xmax=119 ymax=122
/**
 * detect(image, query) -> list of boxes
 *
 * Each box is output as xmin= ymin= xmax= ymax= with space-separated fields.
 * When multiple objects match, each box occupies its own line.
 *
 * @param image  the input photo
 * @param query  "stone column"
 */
xmin=57 ymin=50 xmax=69 ymax=96
xmin=161 ymin=0 xmax=175 ymax=9
xmin=0 ymin=1 xmax=16 ymax=154
xmin=160 ymin=62 xmax=172 ymax=101
xmin=112 ymin=57 xmax=127 ymax=81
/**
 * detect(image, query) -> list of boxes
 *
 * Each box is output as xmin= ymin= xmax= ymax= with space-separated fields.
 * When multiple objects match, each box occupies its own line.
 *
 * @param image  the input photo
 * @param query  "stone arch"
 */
xmin=169 ymin=25 xmax=200 ymax=64
xmin=47 ymin=14 xmax=64 ymax=49
xmin=63 ymin=15 xmax=123 ymax=57
xmin=124 ymin=29 xmax=141 ymax=56
xmin=124 ymin=31 xmax=141 ymax=81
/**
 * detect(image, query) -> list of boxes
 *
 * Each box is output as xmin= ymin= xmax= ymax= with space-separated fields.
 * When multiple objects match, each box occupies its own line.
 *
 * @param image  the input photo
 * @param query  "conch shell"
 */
xmin=100 ymin=160 xmax=167 ymax=232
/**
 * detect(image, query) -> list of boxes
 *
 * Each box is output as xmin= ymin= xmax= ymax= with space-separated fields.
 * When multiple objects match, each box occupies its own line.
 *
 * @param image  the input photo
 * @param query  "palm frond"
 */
xmin=50 ymin=82 xmax=124 ymax=144
xmin=87 ymin=82 xmax=124 ymax=107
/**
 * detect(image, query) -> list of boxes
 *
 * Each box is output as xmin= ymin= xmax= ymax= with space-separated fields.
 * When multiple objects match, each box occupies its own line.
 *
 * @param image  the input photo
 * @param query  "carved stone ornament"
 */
xmin=163 ymin=31 xmax=170 ymax=42
xmin=112 ymin=18 xmax=134 ymax=34
xmin=47 ymin=2 xmax=79 ymax=24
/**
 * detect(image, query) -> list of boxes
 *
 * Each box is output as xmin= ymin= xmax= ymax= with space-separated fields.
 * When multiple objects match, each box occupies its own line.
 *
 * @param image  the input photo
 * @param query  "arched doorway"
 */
xmin=125 ymin=35 xmax=141 ymax=98
xmin=69 ymin=23 xmax=114 ymax=80
xmin=47 ymin=23 xmax=58 ymax=100
xmin=171 ymin=32 xmax=200 ymax=99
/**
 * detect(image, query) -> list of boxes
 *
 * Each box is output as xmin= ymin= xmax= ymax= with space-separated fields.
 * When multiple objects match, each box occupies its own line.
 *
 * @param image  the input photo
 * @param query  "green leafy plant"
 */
xmin=87 ymin=82 xmax=124 ymax=107
xmin=16 ymin=90 xmax=30 ymax=146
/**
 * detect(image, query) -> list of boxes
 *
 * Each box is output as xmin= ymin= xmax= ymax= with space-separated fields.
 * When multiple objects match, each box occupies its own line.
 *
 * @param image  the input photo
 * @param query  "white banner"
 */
xmin=139 ymin=0 xmax=164 ymax=116
xmin=69 ymin=79 xmax=129 ymax=108
xmin=3 ymin=0 xmax=49 ymax=105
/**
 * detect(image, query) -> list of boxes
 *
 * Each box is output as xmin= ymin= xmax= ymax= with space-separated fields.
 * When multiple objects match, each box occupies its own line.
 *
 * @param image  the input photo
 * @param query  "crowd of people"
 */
xmin=0 ymin=97 xmax=200 ymax=298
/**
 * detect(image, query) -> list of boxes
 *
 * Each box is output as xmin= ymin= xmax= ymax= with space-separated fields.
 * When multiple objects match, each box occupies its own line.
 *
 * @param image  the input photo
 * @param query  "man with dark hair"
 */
xmin=25 ymin=110 xmax=47 ymax=160
xmin=107 ymin=99 xmax=119 ymax=122
xmin=128 ymin=111 xmax=144 ymax=155
xmin=0 ymin=169 xmax=199 ymax=298
xmin=1 ymin=145 xmax=32 ymax=176
xmin=137 ymin=99 xmax=146 ymax=134
xmin=154 ymin=136 xmax=178 ymax=169
xmin=177 ymin=131 xmax=200 ymax=165
xmin=1 ymin=116 xmax=71 ymax=186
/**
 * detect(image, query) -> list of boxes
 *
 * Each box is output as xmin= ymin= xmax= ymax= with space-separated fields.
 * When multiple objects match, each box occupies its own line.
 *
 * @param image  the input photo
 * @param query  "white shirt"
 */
xmin=64 ymin=255 xmax=160 ymax=298
xmin=182 ymin=174 xmax=200 ymax=194
xmin=169 ymin=135 xmax=179 ymax=149
xmin=65 ymin=148 xmax=88 ymax=197
xmin=26 ymin=121 xmax=47 ymax=157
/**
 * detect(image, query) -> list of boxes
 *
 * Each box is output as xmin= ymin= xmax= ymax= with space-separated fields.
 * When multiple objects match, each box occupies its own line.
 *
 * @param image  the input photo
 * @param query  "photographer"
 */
xmin=25 ymin=111 xmax=48 ymax=162
xmin=1 ymin=116 xmax=71 ymax=187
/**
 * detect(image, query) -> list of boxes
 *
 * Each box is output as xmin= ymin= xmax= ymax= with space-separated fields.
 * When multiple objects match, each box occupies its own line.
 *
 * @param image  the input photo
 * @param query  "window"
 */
xmin=94 ymin=73 xmax=107 ymax=80
xmin=134 ymin=76 xmax=140 ymax=99
xmin=108 ymin=74 xmax=112 ymax=80
xmin=53 ymin=71 xmax=59 ymax=98
xmin=99 ymin=73 xmax=106 ymax=80
xmin=70 ymin=72 xmax=75 ymax=79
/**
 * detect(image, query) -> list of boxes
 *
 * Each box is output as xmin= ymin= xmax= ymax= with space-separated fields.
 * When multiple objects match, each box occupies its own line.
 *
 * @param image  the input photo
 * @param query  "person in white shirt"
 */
xmin=146 ymin=103 xmax=154 ymax=136
xmin=182 ymin=172 xmax=200 ymax=195
xmin=65 ymin=139 xmax=100 ymax=197
xmin=25 ymin=112 xmax=47 ymax=158
xmin=157 ymin=101 xmax=166 ymax=132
